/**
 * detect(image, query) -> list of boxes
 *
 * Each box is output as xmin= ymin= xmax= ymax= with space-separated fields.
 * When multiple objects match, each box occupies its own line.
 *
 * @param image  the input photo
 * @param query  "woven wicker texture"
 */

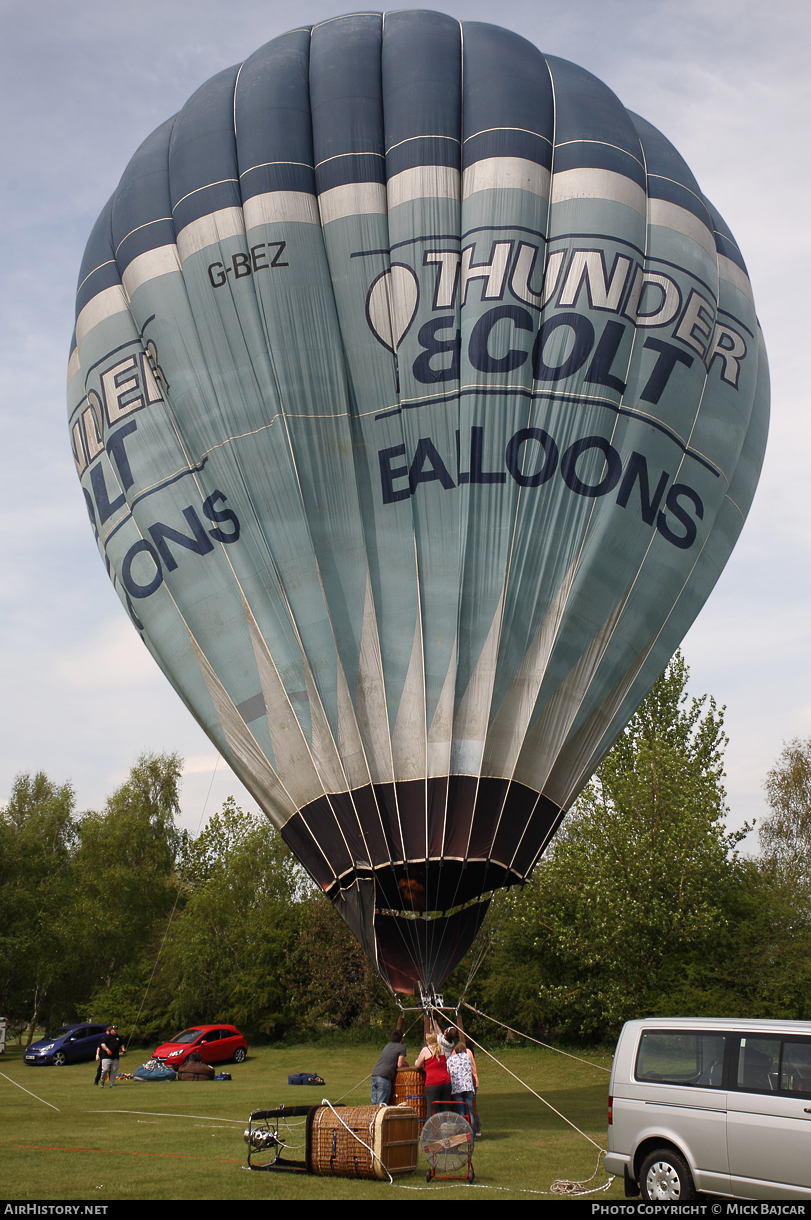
xmin=310 ymin=1104 xmax=419 ymax=1179
xmin=393 ymin=1068 xmax=426 ymax=1121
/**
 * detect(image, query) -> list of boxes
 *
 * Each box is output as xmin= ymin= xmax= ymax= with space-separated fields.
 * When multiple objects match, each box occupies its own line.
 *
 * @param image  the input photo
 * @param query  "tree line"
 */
xmin=2 ymin=653 xmax=810 ymax=1049
xmin=0 ymin=756 xmax=388 ymax=1046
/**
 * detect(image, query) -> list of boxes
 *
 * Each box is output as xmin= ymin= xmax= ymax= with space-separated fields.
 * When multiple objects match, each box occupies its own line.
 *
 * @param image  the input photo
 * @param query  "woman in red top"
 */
xmin=415 ymin=1026 xmax=452 ymax=1117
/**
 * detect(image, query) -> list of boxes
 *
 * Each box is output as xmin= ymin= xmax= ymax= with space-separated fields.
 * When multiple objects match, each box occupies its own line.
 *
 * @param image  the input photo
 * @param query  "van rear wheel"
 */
xmin=639 ymin=1149 xmax=695 ymax=1201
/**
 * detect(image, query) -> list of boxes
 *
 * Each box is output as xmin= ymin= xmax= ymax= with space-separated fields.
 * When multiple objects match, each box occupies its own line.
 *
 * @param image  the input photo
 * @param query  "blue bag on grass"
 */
xmin=133 ymin=1060 xmax=177 ymax=1082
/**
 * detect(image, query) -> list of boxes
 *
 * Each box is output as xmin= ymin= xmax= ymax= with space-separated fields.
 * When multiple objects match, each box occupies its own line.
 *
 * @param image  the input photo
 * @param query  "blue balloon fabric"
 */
xmin=68 ymin=12 xmax=769 ymax=993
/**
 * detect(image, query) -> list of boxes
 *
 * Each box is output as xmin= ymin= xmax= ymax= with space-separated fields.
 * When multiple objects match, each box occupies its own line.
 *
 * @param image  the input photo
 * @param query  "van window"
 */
xmin=737 ymin=1038 xmax=780 ymax=1091
xmin=735 ymin=1037 xmax=811 ymax=1095
xmin=636 ymin=1032 xmax=726 ymax=1087
xmin=781 ymin=1041 xmax=811 ymax=1093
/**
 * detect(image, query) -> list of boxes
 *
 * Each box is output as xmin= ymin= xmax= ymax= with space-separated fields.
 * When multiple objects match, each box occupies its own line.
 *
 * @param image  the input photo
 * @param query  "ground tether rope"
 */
xmin=1 ymin=1071 xmax=60 ymax=1111
xmin=462 ymin=1002 xmax=611 ymax=1072
xmin=395 ymin=1162 xmax=613 ymax=1196
xmin=442 ymin=1016 xmax=604 ymax=1152
xmin=87 ymin=1108 xmax=244 ymax=1122
xmin=440 ymin=1014 xmax=614 ymax=1195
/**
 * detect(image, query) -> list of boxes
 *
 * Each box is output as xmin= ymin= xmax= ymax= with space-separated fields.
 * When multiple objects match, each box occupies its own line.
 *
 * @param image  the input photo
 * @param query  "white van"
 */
xmin=604 ymin=1017 xmax=811 ymax=1200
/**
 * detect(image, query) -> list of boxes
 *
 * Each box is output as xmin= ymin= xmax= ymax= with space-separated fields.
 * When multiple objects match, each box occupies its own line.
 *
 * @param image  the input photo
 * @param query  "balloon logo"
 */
xmin=366 ymin=265 xmax=420 ymax=353
xmin=69 ymin=11 xmax=769 ymax=994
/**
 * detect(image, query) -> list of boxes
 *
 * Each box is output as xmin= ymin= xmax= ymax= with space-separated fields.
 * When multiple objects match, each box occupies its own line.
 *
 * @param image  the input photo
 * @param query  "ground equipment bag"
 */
xmin=133 ymin=1060 xmax=177 ymax=1082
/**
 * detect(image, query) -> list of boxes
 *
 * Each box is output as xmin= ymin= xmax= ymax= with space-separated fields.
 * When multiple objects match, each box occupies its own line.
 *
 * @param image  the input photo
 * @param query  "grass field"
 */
xmin=0 ymin=1038 xmax=625 ymax=1200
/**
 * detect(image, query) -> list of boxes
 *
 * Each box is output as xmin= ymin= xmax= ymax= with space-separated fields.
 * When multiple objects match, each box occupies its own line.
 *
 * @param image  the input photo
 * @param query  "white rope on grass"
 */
xmin=1 ymin=1070 xmax=60 ymax=1111
xmin=548 ymin=1150 xmax=614 ymax=1195
xmin=87 ymin=1108 xmax=244 ymax=1123
xmin=442 ymin=1017 xmax=604 ymax=1152
xmin=439 ymin=1015 xmax=615 ymax=1195
xmin=318 ymin=1097 xmax=394 ymax=1185
xmin=395 ymin=1166 xmax=615 ymax=1197
xmin=462 ymin=1002 xmax=611 ymax=1072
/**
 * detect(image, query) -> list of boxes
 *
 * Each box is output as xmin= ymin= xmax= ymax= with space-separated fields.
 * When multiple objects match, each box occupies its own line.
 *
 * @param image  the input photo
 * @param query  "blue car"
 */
xmin=24 ymin=1023 xmax=109 ymax=1066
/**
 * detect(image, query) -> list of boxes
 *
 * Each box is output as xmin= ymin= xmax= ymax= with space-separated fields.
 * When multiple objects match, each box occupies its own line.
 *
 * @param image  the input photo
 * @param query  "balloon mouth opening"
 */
xmin=324 ymin=861 xmax=526 ymax=994
xmin=329 ymin=875 xmax=494 ymax=996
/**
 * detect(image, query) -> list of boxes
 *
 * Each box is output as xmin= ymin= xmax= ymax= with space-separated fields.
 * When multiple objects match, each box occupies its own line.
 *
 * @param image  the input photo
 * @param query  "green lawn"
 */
xmin=0 ymin=1040 xmax=625 ymax=1200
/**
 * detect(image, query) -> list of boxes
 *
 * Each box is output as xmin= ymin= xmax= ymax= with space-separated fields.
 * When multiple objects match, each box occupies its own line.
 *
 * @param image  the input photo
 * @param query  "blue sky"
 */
xmin=1 ymin=0 xmax=808 ymax=839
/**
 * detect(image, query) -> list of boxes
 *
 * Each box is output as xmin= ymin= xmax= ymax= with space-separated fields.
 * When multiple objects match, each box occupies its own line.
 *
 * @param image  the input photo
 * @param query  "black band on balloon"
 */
xmin=280 ymin=777 xmax=561 ymax=992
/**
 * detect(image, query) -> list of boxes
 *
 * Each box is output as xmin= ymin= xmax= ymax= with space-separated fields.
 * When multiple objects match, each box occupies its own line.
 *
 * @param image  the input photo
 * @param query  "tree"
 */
xmin=161 ymin=799 xmax=303 ymax=1036
xmin=724 ymin=737 xmax=811 ymax=1022
xmin=290 ymin=891 xmax=390 ymax=1033
xmin=1 ymin=757 xmax=399 ymax=1043
xmin=761 ymin=739 xmax=811 ymax=895
xmin=74 ymin=752 xmax=182 ymax=1005
xmin=477 ymin=652 xmax=748 ymax=1041
xmin=0 ymin=773 xmax=78 ymax=1038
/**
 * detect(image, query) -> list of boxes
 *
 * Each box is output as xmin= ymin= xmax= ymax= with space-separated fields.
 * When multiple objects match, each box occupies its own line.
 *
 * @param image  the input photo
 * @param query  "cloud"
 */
xmin=182 ymin=753 xmax=222 ymax=775
xmin=56 ymin=618 xmax=162 ymax=689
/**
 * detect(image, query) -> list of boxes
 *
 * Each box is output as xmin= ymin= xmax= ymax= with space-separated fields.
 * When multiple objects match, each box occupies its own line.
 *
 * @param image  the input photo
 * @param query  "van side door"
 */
xmin=727 ymin=1034 xmax=811 ymax=1198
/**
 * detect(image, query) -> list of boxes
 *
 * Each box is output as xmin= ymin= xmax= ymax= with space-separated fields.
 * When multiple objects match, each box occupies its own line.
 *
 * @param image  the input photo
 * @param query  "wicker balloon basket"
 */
xmin=392 ymin=1068 xmax=426 ymax=1121
xmin=310 ymin=1104 xmax=420 ymax=1180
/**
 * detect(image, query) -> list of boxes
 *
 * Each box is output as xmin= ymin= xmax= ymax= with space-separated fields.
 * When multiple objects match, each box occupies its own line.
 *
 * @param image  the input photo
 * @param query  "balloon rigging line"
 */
xmin=126 ymin=755 xmax=220 ymax=1049
xmin=193 ymin=751 xmax=222 ymax=835
xmin=0 ymin=1070 xmax=60 ymax=1111
xmin=461 ymin=1003 xmax=610 ymax=1073
xmin=456 ymin=932 xmax=492 ymax=1003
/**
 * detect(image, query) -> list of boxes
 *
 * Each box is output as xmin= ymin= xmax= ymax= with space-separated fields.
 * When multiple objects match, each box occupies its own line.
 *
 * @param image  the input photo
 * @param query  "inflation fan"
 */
xmin=421 ymin=1111 xmax=474 ymax=1183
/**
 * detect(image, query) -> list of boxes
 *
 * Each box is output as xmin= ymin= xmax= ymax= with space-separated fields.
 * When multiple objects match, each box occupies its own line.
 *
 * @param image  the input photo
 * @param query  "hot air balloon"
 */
xmin=68 ymin=11 xmax=769 ymax=995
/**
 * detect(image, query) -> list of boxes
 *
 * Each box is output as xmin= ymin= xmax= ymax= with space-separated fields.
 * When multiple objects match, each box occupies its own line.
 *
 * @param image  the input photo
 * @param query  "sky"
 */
xmin=1 ymin=0 xmax=808 ymax=843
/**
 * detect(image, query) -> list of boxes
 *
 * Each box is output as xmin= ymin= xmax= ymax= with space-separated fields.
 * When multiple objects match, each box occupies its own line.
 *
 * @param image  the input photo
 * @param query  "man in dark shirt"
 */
xmin=370 ymin=1029 xmax=408 ymax=1105
xmin=99 ymin=1025 xmax=125 ymax=1088
xmin=94 ymin=1026 xmax=112 ymax=1085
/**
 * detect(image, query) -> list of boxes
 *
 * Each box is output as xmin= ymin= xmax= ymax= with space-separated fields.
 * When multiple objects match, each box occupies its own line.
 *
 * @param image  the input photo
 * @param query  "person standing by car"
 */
xmin=94 ymin=1026 xmax=112 ymax=1086
xmin=99 ymin=1025 xmax=125 ymax=1088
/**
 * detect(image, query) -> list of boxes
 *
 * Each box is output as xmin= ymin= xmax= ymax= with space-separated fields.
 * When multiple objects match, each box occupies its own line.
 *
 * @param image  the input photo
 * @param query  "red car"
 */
xmin=152 ymin=1025 xmax=247 ymax=1068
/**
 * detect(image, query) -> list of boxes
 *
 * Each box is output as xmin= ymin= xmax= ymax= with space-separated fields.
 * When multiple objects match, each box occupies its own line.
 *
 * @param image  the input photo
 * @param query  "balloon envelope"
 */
xmin=69 ymin=11 xmax=769 ymax=993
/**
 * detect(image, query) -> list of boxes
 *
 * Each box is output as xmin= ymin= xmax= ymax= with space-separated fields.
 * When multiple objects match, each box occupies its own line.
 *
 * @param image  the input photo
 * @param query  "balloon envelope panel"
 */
xmin=68 ymin=12 xmax=768 ymax=993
